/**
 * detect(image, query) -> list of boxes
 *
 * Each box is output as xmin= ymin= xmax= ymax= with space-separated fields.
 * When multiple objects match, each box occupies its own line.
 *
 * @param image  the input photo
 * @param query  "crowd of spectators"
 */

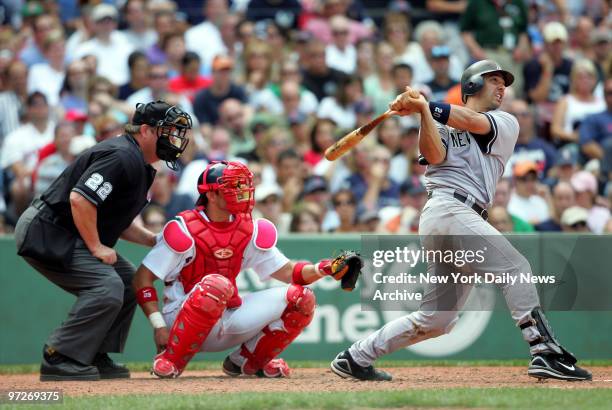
xmin=0 ymin=0 xmax=610 ymax=236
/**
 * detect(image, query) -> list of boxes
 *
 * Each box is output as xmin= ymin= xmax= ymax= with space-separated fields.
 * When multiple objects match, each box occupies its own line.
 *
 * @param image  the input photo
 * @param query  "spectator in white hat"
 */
xmin=523 ymin=21 xmax=573 ymax=124
xmin=560 ymin=206 xmax=591 ymax=232
xmin=253 ymin=183 xmax=290 ymax=234
xmin=73 ymin=4 xmax=134 ymax=85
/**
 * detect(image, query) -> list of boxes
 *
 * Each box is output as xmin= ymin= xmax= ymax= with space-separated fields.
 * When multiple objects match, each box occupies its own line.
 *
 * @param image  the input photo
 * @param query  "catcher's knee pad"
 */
xmin=239 ymin=285 xmax=315 ymax=375
xmin=191 ymin=274 xmax=234 ymax=316
xmin=158 ymin=274 xmax=233 ymax=375
xmin=284 ymin=284 xmax=316 ymax=329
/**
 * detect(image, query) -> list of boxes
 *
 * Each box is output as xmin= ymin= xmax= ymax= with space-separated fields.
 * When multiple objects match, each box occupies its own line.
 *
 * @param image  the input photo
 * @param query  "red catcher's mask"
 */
xmin=197 ymin=161 xmax=255 ymax=214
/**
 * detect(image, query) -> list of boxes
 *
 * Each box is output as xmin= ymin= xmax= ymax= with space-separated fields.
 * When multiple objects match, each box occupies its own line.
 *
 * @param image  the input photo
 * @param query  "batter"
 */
xmin=330 ymin=60 xmax=592 ymax=382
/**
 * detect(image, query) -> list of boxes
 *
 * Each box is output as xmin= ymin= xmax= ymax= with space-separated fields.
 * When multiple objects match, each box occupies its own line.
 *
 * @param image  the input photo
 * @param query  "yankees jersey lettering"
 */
xmin=424 ymin=110 xmax=519 ymax=206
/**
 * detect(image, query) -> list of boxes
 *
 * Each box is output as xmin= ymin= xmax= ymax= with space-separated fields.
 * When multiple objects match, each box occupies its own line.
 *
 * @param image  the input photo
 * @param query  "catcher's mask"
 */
xmin=197 ymin=161 xmax=255 ymax=214
xmin=132 ymin=101 xmax=192 ymax=170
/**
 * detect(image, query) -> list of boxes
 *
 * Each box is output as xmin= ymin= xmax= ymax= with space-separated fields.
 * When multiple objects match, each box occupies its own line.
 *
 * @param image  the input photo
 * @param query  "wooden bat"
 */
xmin=324 ymin=110 xmax=393 ymax=161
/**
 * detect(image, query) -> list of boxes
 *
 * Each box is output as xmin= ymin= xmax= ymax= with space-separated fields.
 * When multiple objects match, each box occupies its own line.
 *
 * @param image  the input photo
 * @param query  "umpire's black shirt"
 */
xmin=41 ymin=134 xmax=156 ymax=247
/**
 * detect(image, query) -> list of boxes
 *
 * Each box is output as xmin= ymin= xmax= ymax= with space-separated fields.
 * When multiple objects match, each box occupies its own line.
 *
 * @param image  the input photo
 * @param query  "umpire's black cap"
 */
xmin=131 ymin=100 xmax=173 ymax=126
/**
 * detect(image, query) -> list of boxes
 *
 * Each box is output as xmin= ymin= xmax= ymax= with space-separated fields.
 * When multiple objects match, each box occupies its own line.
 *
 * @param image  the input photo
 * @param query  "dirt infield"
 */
xmin=3 ymin=367 xmax=612 ymax=397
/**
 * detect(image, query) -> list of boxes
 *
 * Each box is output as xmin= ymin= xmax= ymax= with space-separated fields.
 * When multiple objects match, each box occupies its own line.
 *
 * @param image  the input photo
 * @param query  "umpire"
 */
xmin=15 ymin=101 xmax=192 ymax=381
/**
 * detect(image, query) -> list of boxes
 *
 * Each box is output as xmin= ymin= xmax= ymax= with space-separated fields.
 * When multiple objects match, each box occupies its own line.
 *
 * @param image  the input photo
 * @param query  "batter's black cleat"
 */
xmin=93 ymin=353 xmax=130 ymax=379
xmin=528 ymin=354 xmax=592 ymax=381
xmin=330 ymin=350 xmax=392 ymax=381
xmin=40 ymin=345 xmax=100 ymax=381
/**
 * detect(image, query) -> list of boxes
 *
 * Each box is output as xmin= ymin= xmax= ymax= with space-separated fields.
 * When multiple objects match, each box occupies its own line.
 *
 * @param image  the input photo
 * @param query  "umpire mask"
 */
xmin=132 ymin=101 xmax=193 ymax=170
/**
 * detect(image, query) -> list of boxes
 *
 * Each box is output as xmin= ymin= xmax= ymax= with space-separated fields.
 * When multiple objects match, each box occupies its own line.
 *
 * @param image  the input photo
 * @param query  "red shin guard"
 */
xmin=240 ymin=285 xmax=315 ymax=375
xmin=154 ymin=274 xmax=233 ymax=377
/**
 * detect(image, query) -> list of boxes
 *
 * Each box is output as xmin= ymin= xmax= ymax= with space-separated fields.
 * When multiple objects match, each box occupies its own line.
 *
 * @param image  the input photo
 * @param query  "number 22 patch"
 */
xmin=84 ymin=172 xmax=113 ymax=201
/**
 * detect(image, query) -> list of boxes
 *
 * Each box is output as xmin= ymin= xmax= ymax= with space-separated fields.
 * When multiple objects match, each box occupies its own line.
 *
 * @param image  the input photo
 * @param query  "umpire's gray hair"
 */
xmin=124 ymin=123 xmax=142 ymax=135
xmin=414 ymin=20 xmax=445 ymax=44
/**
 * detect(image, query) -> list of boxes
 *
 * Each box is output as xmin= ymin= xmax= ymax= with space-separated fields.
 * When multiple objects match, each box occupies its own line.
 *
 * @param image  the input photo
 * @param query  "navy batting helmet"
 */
xmin=460 ymin=60 xmax=514 ymax=103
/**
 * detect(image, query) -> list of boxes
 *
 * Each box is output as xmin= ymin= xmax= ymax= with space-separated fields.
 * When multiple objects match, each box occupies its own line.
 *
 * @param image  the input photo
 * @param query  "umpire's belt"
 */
xmin=427 ymin=190 xmax=489 ymax=221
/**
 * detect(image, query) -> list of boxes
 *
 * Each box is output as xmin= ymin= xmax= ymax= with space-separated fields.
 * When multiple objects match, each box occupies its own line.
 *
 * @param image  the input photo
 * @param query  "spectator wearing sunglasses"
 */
xmin=329 ymin=189 xmax=357 ymax=233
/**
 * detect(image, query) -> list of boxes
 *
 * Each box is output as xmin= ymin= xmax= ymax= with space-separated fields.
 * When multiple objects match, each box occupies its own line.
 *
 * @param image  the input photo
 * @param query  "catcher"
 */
xmin=133 ymin=161 xmax=362 ymax=378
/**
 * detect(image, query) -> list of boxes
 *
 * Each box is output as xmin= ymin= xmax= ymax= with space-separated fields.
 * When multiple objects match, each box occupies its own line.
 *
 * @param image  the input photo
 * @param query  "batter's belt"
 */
xmin=427 ymin=190 xmax=489 ymax=221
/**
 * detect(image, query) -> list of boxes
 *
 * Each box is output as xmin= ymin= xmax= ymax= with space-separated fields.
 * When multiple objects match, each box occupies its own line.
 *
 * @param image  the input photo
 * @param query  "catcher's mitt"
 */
xmin=330 ymin=250 xmax=363 ymax=291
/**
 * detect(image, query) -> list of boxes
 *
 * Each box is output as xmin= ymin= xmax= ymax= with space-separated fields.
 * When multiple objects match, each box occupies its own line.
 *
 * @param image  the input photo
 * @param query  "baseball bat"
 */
xmin=324 ymin=110 xmax=393 ymax=161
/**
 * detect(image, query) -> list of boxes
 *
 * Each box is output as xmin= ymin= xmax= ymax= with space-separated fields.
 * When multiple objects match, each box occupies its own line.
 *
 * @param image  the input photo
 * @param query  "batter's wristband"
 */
xmin=136 ymin=286 xmax=158 ymax=307
xmin=292 ymin=261 xmax=311 ymax=285
xmin=429 ymin=102 xmax=451 ymax=125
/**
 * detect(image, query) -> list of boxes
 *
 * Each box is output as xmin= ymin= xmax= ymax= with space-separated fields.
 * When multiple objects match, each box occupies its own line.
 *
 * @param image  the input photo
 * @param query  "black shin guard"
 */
xmin=520 ymin=307 xmax=577 ymax=363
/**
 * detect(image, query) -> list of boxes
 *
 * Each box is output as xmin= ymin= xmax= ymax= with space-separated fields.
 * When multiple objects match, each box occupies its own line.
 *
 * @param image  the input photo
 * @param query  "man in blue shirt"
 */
xmin=507 ymin=99 xmax=557 ymax=177
xmin=579 ymin=78 xmax=612 ymax=176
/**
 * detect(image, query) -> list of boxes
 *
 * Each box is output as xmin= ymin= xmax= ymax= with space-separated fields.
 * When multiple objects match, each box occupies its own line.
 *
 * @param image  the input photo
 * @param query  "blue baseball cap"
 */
xmin=431 ymin=45 xmax=451 ymax=59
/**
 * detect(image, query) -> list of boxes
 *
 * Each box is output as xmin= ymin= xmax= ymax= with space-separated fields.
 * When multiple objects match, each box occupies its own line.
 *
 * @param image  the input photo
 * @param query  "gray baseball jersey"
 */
xmin=424 ymin=110 xmax=519 ymax=206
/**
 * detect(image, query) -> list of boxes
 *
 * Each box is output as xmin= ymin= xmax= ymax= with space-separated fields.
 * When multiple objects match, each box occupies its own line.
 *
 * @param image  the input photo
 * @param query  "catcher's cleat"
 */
xmin=222 ymin=356 xmax=242 ymax=377
xmin=40 ymin=345 xmax=100 ymax=381
xmin=330 ymin=350 xmax=392 ymax=381
xmin=528 ymin=354 xmax=592 ymax=381
xmin=152 ymin=354 xmax=180 ymax=379
xmin=257 ymin=358 xmax=291 ymax=378
xmin=93 ymin=353 xmax=130 ymax=379
xmin=222 ymin=356 xmax=291 ymax=378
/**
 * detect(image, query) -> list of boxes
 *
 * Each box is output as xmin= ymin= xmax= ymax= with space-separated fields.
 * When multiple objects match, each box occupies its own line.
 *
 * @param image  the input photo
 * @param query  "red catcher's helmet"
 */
xmin=197 ymin=161 xmax=254 ymax=214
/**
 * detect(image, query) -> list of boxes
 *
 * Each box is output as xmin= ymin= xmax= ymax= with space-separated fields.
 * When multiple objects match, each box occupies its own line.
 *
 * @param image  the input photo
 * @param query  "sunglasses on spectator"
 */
xmin=334 ymin=199 xmax=355 ymax=207
xmin=517 ymin=174 xmax=537 ymax=182
xmin=570 ymin=221 xmax=587 ymax=229
xmin=333 ymin=30 xmax=349 ymax=36
xmin=372 ymin=156 xmax=390 ymax=163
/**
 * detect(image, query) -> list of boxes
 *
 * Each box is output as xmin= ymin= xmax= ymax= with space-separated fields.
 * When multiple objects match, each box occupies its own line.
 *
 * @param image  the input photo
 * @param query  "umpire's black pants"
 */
xmin=15 ymin=206 xmax=137 ymax=365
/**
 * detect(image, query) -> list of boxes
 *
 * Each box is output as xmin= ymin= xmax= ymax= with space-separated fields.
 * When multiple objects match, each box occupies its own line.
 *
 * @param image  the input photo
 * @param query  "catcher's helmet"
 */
xmin=460 ymin=60 xmax=514 ymax=103
xmin=197 ymin=161 xmax=254 ymax=214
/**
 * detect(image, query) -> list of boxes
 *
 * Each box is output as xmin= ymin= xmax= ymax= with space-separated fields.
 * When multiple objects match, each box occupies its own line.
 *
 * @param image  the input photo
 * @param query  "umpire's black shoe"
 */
xmin=40 ymin=345 xmax=100 ymax=381
xmin=93 ymin=353 xmax=130 ymax=379
xmin=528 ymin=354 xmax=592 ymax=381
xmin=330 ymin=350 xmax=392 ymax=381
